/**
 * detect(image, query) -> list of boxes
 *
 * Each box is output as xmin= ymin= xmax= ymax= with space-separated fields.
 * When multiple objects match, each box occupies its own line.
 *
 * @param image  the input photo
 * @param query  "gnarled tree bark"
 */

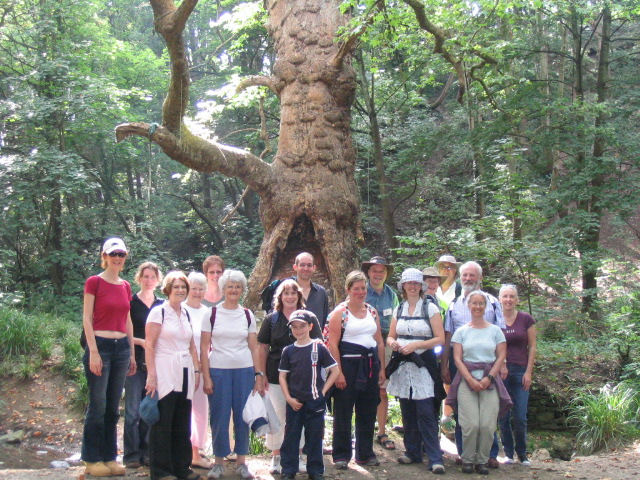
xmin=116 ymin=0 xmax=362 ymax=308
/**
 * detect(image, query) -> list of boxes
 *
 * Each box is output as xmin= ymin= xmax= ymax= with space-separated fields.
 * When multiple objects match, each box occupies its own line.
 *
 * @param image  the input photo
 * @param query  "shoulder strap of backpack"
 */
xmin=421 ymin=297 xmax=434 ymax=338
xmin=243 ymin=308 xmax=251 ymax=328
xmin=210 ymin=307 xmax=217 ymax=330
xmin=161 ymin=306 xmax=164 ymax=324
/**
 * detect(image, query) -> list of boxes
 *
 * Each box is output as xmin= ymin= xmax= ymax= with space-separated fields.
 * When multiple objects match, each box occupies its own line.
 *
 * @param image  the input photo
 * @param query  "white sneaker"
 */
xmin=298 ymin=456 xmax=307 ymax=473
xmin=207 ymin=464 xmax=225 ymax=479
xmin=236 ymin=464 xmax=254 ymax=479
xmin=269 ymin=455 xmax=281 ymax=475
xmin=503 ymin=457 xmax=515 ymax=464
xmin=520 ymin=458 xmax=531 ymax=467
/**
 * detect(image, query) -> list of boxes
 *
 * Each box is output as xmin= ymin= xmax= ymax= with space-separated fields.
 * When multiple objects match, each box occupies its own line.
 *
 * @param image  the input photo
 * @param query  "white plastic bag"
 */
xmin=243 ymin=390 xmax=281 ymax=436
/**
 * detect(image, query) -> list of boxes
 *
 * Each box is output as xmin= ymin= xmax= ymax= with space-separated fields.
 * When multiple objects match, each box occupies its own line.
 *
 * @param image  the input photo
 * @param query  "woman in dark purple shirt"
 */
xmin=498 ymin=285 xmax=536 ymax=466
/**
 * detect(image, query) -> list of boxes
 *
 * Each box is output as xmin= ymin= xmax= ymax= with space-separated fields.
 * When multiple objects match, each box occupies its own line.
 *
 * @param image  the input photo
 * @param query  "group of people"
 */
xmin=80 ymin=237 xmax=536 ymax=480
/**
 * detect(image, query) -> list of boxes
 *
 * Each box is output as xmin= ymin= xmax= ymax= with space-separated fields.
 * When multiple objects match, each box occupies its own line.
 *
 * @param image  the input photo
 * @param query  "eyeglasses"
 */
xmin=440 ymin=265 xmax=455 ymax=270
xmin=108 ymin=252 xmax=127 ymax=258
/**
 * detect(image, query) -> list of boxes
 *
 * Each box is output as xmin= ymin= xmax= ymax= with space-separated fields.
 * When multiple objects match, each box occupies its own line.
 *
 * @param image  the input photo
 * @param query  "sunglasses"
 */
xmin=107 ymin=252 xmax=127 ymax=258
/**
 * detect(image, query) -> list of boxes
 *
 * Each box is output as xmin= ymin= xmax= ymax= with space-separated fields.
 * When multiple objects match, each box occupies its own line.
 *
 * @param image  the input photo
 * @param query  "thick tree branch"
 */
xmin=115 ymin=122 xmax=273 ymax=193
xmin=149 ymin=0 xmax=193 ymax=131
xmin=428 ymin=73 xmax=454 ymax=109
xmin=403 ymin=0 xmax=467 ymax=102
xmin=237 ymin=75 xmax=282 ymax=95
xmin=333 ymin=0 xmax=384 ymax=68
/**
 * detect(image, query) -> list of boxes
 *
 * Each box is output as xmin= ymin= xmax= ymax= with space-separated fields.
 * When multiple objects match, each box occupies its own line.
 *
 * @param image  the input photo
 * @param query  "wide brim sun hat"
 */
xmin=361 ymin=256 xmax=394 ymax=277
xmin=397 ymin=268 xmax=427 ymax=293
xmin=421 ymin=266 xmax=448 ymax=283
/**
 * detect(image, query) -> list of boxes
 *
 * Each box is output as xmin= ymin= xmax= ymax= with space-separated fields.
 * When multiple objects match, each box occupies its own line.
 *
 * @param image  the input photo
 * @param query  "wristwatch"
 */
xmin=254 ymin=371 xmax=264 ymax=377
xmin=487 ymin=374 xmax=495 ymax=383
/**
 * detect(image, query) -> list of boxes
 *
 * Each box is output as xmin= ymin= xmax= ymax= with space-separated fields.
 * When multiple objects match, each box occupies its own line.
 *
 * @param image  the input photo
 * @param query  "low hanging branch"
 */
xmin=115 ymin=0 xmax=273 ymax=195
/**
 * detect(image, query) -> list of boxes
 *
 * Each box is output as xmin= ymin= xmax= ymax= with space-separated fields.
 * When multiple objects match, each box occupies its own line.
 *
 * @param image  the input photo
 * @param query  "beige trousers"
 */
xmin=457 ymin=380 xmax=499 ymax=464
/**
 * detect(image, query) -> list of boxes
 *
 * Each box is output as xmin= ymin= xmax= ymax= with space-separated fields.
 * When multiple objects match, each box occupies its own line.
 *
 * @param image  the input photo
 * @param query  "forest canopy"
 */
xmin=1 ymin=0 xmax=639 ymax=331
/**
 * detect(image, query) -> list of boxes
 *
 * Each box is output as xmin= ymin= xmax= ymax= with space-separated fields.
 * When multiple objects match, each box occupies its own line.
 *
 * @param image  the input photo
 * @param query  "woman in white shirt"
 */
xmin=386 ymin=268 xmax=445 ymax=474
xmin=327 ymin=271 xmax=385 ymax=470
xmin=145 ymin=271 xmax=201 ymax=480
xmin=182 ymin=272 xmax=212 ymax=469
xmin=200 ymin=270 xmax=261 ymax=480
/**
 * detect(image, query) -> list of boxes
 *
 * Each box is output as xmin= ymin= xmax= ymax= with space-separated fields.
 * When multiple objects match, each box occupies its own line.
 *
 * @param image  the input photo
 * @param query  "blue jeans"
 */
xmin=81 ymin=337 xmax=131 ymax=462
xmin=498 ymin=364 xmax=529 ymax=460
xmin=450 ymin=354 xmax=500 ymax=460
xmin=281 ymin=396 xmax=326 ymax=476
xmin=208 ymin=367 xmax=254 ymax=457
xmin=400 ymin=397 xmax=443 ymax=468
xmin=124 ymin=369 xmax=149 ymax=464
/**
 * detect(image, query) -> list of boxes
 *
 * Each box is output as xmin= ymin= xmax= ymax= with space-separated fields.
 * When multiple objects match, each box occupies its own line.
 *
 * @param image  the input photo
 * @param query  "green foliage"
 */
xmin=248 ymin=431 xmax=268 ymax=455
xmin=0 ymin=306 xmax=88 ymax=406
xmin=0 ymin=308 xmax=50 ymax=358
xmin=568 ymin=383 xmax=640 ymax=454
xmin=386 ymin=398 xmax=402 ymax=427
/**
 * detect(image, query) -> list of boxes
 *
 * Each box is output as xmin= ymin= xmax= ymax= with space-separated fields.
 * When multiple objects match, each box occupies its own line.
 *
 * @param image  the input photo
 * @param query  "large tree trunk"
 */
xmin=116 ymin=0 xmax=362 ymax=308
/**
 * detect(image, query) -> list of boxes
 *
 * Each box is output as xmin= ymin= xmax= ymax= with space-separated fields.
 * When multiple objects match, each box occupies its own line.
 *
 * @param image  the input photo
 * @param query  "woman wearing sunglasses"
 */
xmin=81 ymin=237 xmax=136 ymax=477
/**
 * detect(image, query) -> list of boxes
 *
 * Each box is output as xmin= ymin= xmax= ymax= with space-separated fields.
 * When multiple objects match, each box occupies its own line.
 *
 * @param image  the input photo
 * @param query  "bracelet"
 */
xmin=195 ymin=370 xmax=200 ymax=374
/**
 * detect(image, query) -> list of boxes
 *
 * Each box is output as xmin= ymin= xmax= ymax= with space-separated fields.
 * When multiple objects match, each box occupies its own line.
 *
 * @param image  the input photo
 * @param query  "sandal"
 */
xmin=376 ymin=434 xmax=396 ymax=450
xmin=191 ymin=458 xmax=213 ymax=470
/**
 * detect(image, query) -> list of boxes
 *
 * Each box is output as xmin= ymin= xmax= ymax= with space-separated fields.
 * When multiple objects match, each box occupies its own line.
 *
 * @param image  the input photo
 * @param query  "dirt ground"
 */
xmin=2 ymin=368 xmax=640 ymax=480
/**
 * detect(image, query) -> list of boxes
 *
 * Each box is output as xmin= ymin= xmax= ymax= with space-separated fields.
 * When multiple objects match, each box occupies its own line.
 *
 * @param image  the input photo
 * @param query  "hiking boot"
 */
xmin=104 ymin=461 xmax=126 ymax=476
xmin=461 ymin=462 xmax=474 ymax=474
xmin=84 ymin=462 xmax=112 ymax=477
xmin=487 ymin=457 xmax=499 ymax=469
xmin=235 ymin=464 xmax=254 ymax=479
xmin=334 ymin=460 xmax=348 ymax=470
xmin=207 ymin=464 xmax=224 ymax=479
xmin=475 ymin=463 xmax=489 ymax=475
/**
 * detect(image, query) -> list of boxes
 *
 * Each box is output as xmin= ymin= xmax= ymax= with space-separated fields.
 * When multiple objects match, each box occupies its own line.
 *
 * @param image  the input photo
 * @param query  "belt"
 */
xmin=398 ymin=335 xmax=428 ymax=340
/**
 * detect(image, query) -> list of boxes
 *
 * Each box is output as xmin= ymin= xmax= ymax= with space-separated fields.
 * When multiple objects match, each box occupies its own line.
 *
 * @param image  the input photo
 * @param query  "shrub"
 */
xmin=568 ymin=383 xmax=640 ymax=454
xmin=0 ymin=307 xmax=48 ymax=358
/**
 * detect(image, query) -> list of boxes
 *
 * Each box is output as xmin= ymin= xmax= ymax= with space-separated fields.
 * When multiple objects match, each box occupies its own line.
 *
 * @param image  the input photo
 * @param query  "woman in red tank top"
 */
xmin=81 ymin=237 xmax=136 ymax=477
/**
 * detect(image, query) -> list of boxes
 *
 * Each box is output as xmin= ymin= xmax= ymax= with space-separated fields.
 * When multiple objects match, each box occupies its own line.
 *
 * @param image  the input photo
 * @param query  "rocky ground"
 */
xmin=2 ymin=367 xmax=639 ymax=480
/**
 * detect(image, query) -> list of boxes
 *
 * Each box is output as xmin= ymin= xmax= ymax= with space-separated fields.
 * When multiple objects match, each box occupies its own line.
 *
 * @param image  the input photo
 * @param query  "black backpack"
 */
xmin=260 ymin=276 xmax=296 ymax=313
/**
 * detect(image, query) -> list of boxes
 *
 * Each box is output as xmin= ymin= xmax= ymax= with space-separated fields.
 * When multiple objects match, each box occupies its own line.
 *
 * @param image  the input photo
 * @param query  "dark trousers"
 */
xmin=124 ymin=369 xmax=149 ymax=464
xmin=332 ymin=357 xmax=380 ymax=463
xmin=149 ymin=369 xmax=193 ymax=480
xmin=281 ymin=396 xmax=326 ymax=476
xmin=449 ymin=353 xmax=500 ymax=459
xmin=81 ymin=337 xmax=130 ymax=462
xmin=400 ymin=397 xmax=443 ymax=468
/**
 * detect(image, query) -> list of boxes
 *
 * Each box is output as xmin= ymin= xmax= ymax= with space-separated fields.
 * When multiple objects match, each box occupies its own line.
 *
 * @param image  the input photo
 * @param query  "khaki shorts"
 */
xmin=381 ymin=334 xmax=391 ymax=390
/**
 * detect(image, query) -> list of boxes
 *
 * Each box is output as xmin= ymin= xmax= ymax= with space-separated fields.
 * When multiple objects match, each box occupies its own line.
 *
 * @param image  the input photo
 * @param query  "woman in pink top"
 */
xmin=81 ymin=237 xmax=136 ymax=477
